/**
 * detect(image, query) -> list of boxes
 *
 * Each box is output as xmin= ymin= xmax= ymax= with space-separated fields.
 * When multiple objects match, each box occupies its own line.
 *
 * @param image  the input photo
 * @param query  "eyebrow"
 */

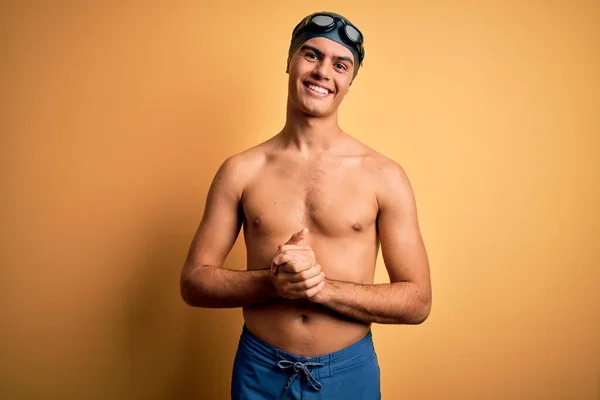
xmin=300 ymin=44 xmax=354 ymax=66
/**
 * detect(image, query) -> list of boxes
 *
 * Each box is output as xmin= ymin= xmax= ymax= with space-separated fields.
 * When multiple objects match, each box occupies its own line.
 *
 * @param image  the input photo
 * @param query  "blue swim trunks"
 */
xmin=231 ymin=325 xmax=381 ymax=399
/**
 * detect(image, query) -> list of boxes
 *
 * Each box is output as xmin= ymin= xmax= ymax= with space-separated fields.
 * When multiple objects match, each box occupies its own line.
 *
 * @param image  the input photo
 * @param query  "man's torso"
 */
xmin=238 ymin=135 xmax=387 ymax=357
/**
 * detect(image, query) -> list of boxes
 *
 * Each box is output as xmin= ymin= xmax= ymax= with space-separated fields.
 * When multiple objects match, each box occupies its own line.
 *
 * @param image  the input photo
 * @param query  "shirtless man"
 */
xmin=180 ymin=12 xmax=432 ymax=400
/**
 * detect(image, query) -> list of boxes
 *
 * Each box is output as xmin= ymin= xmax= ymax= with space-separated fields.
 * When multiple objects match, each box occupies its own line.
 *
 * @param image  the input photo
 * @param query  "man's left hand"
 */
xmin=272 ymin=242 xmax=331 ymax=303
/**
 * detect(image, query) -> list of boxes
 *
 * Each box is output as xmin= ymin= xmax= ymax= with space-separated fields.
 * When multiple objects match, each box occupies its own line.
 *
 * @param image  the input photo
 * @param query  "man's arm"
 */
xmin=311 ymin=161 xmax=432 ymax=324
xmin=180 ymin=155 xmax=277 ymax=308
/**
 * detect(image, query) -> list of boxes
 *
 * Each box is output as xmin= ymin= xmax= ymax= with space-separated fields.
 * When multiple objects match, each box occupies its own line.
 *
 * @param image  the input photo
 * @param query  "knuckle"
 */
xmin=300 ymin=270 xmax=311 ymax=280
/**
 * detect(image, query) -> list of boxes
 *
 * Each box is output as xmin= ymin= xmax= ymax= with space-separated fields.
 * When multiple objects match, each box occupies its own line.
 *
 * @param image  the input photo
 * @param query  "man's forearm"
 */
xmin=314 ymin=279 xmax=431 ymax=325
xmin=181 ymin=266 xmax=277 ymax=308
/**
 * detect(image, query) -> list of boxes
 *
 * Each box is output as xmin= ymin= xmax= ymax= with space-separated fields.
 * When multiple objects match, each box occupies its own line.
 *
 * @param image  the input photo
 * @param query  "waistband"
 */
xmin=238 ymin=324 xmax=375 ymax=380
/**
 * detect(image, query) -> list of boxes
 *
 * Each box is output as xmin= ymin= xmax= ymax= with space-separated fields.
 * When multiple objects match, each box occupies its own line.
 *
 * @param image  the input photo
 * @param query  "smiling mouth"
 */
xmin=304 ymin=82 xmax=331 ymax=96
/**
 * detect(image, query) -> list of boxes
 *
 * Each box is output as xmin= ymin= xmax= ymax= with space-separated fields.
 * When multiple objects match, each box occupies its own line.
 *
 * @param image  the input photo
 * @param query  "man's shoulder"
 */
xmin=354 ymin=141 xmax=405 ymax=179
xmin=222 ymin=146 xmax=264 ymax=170
xmin=216 ymin=141 xmax=272 ymax=184
xmin=351 ymin=141 xmax=410 ymax=199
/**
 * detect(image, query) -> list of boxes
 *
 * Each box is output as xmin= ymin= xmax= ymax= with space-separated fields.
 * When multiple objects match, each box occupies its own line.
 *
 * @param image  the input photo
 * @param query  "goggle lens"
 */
xmin=311 ymin=15 xmax=335 ymax=27
xmin=344 ymin=25 xmax=362 ymax=43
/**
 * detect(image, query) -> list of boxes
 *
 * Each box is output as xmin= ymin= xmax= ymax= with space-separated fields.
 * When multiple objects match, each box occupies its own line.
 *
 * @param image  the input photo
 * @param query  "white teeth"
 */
xmin=308 ymin=84 xmax=329 ymax=94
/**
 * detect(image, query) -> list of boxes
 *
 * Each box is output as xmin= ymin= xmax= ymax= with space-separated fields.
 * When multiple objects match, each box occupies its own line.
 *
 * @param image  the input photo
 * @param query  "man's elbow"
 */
xmin=180 ymin=274 xmax=199 ymax=307
xmin=180 ymin=266 xmax=209 ymax=307
xmin=404 ymin=293 xmax=432 ymax=325
xmin=180 ymin=278 xmax=195 ymax=306
xmin=413 ymin=298 xmax=432 ymax=324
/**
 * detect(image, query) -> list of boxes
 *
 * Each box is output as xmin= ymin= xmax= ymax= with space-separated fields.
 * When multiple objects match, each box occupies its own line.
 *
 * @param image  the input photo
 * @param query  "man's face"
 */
xmin=287 ymin=37 xmax=355 ymax=118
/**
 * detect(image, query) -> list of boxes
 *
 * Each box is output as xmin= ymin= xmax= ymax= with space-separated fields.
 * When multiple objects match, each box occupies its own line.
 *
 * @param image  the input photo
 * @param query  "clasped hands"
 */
xmin=270 ymin=227 xmax=326 ymax=300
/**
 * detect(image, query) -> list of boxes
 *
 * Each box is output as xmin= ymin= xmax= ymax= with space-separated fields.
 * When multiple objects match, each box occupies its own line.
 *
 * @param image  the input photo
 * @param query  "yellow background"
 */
xmin=1 ymin=1 xmax=599 ymax=399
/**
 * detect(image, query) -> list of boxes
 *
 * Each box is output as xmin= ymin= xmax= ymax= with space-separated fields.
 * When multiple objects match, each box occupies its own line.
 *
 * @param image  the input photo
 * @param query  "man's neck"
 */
xmin=280 ymin=105 xmax=344 ymax=154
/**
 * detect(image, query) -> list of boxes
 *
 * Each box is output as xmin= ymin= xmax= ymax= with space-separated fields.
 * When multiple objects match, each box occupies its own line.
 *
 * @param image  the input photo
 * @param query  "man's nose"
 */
xmin=312 ymin=60 xmax=332 ymax=80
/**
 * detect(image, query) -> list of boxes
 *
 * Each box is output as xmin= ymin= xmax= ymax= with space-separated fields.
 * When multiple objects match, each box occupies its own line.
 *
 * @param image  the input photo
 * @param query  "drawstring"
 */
xmin=277 ymin=359 xmax=324 ymax=398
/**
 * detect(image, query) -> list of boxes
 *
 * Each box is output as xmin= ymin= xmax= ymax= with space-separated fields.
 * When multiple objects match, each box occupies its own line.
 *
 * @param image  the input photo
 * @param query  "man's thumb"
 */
xmin=286 ymin=227 xmax=308 ymax=244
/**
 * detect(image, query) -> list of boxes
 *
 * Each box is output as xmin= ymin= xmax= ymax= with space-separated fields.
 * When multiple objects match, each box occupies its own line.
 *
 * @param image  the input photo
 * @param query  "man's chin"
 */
xmin=300 ymin=102 xmax=333 ymax=117
xmin=303 ymin=108 xmax=331 ymax=118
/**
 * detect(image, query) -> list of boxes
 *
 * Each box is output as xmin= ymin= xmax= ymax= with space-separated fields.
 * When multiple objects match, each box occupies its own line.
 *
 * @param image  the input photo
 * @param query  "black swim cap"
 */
xmin=287 ymin=12 xmax=365 ymax=78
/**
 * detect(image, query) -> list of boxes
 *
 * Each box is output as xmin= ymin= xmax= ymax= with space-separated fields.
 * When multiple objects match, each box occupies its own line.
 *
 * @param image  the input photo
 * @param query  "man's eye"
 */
xmin=336 ymin=63 xmax=347 ymax=70
xmin=306 ymin=52 xmax=318 ymax=60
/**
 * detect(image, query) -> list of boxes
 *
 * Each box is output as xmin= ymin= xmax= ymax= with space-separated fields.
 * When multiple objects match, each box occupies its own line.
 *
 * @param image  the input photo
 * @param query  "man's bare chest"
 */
xmin=242 ymin=166 xmax=378 ymax=237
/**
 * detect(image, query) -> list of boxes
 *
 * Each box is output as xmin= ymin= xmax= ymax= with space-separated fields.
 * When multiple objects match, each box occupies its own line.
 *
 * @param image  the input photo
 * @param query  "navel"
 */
xmin=253 ymin=217 xmax=262 ymax=228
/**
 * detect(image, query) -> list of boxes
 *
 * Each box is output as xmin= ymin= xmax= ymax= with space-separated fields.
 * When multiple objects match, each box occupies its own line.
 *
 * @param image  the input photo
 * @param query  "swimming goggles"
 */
xmin=292 ymin=13 xmax=365 ymax=63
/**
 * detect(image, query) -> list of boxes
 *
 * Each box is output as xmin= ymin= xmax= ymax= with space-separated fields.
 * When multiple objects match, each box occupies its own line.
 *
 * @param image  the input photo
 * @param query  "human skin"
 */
xmin=180 ymin=37 xmax=432 ymax=357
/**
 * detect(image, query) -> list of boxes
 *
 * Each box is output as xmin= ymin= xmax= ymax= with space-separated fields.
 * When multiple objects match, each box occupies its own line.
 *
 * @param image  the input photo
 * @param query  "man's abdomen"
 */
xmin=242 ymin=219 xmax=379 ymax=357
xmin=243 ymin=299 xmax=370 ymax=357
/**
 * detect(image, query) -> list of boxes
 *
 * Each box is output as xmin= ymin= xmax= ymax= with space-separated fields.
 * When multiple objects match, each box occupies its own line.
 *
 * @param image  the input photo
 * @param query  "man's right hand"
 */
xmin=270 ymin=228 xmax=325 ymax=299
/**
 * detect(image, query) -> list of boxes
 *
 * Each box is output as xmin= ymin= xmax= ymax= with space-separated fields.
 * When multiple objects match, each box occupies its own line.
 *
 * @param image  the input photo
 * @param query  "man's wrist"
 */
xmin=311 ymin=277 xmax=336 ymax=304
xmin=259 ymin=268 xmax=276 ymax=296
